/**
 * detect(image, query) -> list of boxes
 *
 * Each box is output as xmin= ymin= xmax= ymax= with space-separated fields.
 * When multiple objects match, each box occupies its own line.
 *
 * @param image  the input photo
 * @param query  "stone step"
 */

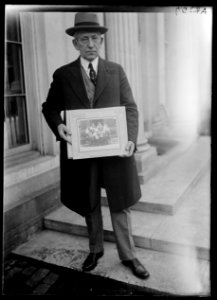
xmin=12 ymin=230 xmax=210 ymax=295
xmin=44 ymin=200 xmax=209 ymax=261
xmin=102 ymin=136 xmax=210 ymax=215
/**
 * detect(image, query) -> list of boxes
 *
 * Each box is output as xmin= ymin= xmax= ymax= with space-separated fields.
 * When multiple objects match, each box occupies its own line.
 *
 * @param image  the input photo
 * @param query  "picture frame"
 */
xmin=66 ymin=107 xmax=128 ymax=159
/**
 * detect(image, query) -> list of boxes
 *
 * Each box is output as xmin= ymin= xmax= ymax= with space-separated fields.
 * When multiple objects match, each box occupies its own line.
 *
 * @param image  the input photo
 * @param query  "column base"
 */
xmin=134 ymin=145 xmax=159 ymax=184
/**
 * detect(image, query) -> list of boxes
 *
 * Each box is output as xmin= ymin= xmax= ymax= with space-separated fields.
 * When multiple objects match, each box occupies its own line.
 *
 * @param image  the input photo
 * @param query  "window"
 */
xmin=4 ymin=12 xmax=29 ymax=150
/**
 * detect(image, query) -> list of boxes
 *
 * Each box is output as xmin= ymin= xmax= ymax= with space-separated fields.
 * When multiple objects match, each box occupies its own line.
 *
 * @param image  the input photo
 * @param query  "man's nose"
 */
xmin=87 ymin=38 xmax=94 ymax=47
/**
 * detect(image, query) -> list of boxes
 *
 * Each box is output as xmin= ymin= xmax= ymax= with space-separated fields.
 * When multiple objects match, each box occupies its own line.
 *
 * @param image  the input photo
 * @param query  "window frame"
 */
xmin=4 ymin=13 xmax=31 ymax=155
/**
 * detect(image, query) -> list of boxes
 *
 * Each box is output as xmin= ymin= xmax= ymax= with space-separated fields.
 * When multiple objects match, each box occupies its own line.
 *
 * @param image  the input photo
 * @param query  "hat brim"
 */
xmin=65 ymin=26 xmax=108 ymax=36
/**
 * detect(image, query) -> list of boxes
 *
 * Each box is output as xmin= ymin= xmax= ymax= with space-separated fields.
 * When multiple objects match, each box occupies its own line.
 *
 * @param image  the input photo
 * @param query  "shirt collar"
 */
xmin=80 ymin=56 xmax=99 ymax=74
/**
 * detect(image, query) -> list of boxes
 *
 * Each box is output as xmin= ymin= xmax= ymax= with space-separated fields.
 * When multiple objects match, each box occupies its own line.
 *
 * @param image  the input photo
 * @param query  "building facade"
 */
xmin=4 ymin=8 xmax=212 ymax=256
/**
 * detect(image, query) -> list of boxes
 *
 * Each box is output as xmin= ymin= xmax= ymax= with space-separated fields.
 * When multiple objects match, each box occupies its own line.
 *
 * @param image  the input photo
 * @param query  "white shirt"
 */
xmin=80 ymin=56 xmax=99 ymax=78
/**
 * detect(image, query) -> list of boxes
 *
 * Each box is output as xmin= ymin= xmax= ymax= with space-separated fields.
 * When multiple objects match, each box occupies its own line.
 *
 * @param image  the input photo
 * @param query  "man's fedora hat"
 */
xmin=65 ymin=12 xmax=108 ymax=36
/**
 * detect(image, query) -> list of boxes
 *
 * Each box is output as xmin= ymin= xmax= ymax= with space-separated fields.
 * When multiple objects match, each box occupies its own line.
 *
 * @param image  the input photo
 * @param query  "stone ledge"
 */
xmin=4 ymin=150 xmax=41 ymax=169
xmin=4 ymin=168 xmax=60 ymax=211
xmin=4 ymin=154 xmax=59 ymax=188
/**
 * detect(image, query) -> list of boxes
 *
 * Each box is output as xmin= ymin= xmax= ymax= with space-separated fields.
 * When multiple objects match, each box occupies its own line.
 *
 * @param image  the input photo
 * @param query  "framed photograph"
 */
xmin=66 ymin=107 xmax=128 ymax=159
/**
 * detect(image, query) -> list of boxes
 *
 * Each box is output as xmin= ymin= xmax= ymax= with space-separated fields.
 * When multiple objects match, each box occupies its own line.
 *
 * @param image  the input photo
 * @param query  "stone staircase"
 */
xmin=11 ymin=136 xmax=211 ymax=295
xmin=102 ymin=137 xmax=209 ymax=215
xmin=43 ymin=136 xmax=210 ymax=259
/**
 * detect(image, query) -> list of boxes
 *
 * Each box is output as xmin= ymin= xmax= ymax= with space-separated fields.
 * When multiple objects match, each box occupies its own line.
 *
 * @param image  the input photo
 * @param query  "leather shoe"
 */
xmin=122 ymin=258 xmax=150 ymax=279
xmin=82 ymin=251 xmax=104 ymax=272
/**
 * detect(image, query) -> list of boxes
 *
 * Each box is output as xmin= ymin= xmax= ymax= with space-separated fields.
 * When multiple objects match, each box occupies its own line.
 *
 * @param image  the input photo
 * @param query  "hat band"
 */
xmin=75 ymin=21 xmax=100 ymax=27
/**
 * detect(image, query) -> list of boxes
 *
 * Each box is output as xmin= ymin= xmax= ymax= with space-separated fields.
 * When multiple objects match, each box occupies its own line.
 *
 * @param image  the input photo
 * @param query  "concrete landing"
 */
xmin=12 ymin=230 xmax=210 ymax=296
xmin=102 ymin=136 xmax=210 ymax=215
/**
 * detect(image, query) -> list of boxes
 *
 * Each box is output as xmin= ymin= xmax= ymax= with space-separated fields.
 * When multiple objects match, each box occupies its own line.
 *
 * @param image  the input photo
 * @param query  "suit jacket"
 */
xmin=42 ymin=57 xmax=141 ymax=216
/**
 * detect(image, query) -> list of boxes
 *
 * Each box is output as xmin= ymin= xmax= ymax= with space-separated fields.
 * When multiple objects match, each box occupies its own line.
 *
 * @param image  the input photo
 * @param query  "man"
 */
xmin=42 ymin=12 xmax=150 ymax=280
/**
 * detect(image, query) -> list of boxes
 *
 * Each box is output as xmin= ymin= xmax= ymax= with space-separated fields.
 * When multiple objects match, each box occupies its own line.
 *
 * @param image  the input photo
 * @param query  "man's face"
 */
xmin=73 ymin=31 xmax=103 ymax=61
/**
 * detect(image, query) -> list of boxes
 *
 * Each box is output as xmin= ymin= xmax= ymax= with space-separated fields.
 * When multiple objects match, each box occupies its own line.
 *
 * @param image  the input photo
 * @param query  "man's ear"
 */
xmin=72 ymin=39 xmax=79 ymax=50
xmin=100 ymin=37 xmax=104 ymax=45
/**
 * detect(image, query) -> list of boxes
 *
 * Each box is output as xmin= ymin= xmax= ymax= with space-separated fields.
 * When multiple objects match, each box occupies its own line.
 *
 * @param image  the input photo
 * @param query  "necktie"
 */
xmin=88 ymin=63 xmax=97 ymax=86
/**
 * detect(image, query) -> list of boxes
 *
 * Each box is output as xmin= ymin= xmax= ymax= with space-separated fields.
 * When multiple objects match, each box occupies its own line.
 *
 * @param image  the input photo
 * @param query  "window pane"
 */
xmin=6 ymin=12 xmax=21 ymax=42
xmin=5 ymin=43 xmax=24 ymax=94
xmin=4 ymin=96 xmax=29 ymax=149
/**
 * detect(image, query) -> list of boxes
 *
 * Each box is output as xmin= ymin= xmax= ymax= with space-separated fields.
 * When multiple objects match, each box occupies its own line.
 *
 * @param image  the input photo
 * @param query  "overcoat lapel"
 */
xmin=67 ymin=58 xmax=90 ymax=108
xmin=94 ymin=58 xmax=110 ymax=106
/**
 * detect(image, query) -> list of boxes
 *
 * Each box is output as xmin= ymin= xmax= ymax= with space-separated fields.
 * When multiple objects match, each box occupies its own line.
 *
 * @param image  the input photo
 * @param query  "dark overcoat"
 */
xmin=42 ymin=57 xmax=141 ymax=216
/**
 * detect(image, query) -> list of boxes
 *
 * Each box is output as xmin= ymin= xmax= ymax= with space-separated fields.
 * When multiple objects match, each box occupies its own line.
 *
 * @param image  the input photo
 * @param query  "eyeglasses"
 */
xmin=77 ymin=35 xmax=101 ymax=45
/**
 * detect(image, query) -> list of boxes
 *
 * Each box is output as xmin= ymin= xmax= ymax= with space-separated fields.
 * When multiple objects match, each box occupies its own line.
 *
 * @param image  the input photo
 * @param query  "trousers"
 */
xmin=85 ymin=201 xmax=137 ymax=261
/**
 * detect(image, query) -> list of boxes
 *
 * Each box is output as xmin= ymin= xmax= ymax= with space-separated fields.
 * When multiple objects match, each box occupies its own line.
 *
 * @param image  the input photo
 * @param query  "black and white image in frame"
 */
xmin=78 ymin=117 xmax=120 ymax=151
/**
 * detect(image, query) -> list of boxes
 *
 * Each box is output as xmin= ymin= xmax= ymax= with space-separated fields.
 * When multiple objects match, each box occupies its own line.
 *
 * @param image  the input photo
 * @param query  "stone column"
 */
xmin=105 ymin=12 xmax=157 ymax=182
xmin=157 ymin=14 xmax=166 ymax=108
xmin=164 ymin=13 xmax=201 ymax=144
xmin=138 ymin=13 xmax=172 ymax=142
xmin=105 ymin=13 xmax=149 ymax=151
xmin=138 ymin=13 xmax=159 ymax=137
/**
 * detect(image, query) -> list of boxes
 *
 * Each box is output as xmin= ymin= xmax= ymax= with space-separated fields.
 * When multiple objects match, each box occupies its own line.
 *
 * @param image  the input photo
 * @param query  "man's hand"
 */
xmin=120 ymin=141 xmax=135 ymax=157
xmin=57 ymin=124 xmax=72 ymax=144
